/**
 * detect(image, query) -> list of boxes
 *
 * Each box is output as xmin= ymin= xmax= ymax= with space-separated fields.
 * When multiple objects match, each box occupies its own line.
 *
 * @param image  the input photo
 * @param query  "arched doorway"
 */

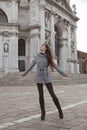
xmin=18 ymin=39 xmax=26 ymax=71
xmin=0 ymin=9 xmax=8 ymax=23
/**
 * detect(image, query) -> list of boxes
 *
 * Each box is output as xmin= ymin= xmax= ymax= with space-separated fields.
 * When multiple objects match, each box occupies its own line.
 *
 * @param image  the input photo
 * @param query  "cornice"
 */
xmin=0 ymin=0 xmax=19 ymax=2
xmin=28 ymin=24 xmax=41 ymax=30
xmin=0 ymin=23 xmax=19 ymax=27
xmin=19 ymin=24 xmax=41 ymax=32
xmin=0 ymin=31 xmax=19 ymax=37
xmin=45 ymin=0 xmax=79 ymax=21
xmin=18 ymin=5 xmax=29 ymax=10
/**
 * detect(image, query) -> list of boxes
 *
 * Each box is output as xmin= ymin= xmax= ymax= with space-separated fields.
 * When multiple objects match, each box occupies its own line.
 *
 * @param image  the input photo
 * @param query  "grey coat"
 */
xmin=23 ymin=53 xmax=66 ymax=83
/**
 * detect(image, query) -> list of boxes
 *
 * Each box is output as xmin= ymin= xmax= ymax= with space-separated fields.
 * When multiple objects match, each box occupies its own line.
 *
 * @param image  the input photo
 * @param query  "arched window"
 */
xmin=18 ymin=39 xmax=25 ymax=56
xmin=0 ymin=9 xmax=8 ymax=23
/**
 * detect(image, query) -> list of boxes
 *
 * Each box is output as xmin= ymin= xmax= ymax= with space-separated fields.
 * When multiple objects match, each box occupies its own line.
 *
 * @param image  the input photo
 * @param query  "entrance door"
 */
xmin=18 ymin=60 xmax=25 ymax=71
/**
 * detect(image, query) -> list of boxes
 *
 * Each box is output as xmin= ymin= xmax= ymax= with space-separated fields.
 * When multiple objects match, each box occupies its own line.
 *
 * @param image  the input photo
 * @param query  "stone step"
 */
xmin=0 ymin=72 xmax=87 ymax=86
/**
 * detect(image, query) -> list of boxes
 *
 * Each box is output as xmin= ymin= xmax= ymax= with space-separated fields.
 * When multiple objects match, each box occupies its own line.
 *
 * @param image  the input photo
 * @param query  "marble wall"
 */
xmin=0 ymin=0 xmax=79 ymax=74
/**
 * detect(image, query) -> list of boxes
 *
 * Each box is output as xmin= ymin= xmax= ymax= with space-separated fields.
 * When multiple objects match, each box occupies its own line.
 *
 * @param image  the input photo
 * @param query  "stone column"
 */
xmin=30 ymin=0 xmax=40 ymax=25
xmin=59 ymin=20 xmax=68 ymax=72
xmin=59 ymin=38 xmax=67 ymax=72
xmin=51 ymin=13 xmax=55 ymax=54
xmin=24 ymin=37 xmax=29 ymax=70
xmin=67 ymin=24 xmax=74 ymax=73
xmin=73 ymin=25 xmax=80 ymax=73
xmin=26 ymin=38 xmax=29 ymax=58
xmin=9 ymin=33 xmax=18 ymax=72
xmin=29 ymin=29 xmax=40 ymax=63
xmin=0 ymin=35 xmax=3 ymax=72
xmin=39 ymin=1 xmax=45 ymax=44
xmin=29 ymin=0 xmax=40 ymax=62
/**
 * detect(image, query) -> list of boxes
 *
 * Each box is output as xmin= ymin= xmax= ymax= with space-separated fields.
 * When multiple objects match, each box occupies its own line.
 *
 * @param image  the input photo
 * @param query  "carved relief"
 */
xmin=70 ymin=24 xmax=74 ymax=41
xmin=45 ymin=10 xmax=51 ymax=29
xmin=71 ymin=42 xmax=74 ymax=53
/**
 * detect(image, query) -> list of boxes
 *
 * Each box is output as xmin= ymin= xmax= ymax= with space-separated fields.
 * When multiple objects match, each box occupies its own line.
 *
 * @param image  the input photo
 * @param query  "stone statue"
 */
xmin=4 ymin=43 xmax=9 ymax=53
xmin=54 ymin=17 xmax=65 ymax=38
xmin=45 ymin=10 xmax=50 ymax=28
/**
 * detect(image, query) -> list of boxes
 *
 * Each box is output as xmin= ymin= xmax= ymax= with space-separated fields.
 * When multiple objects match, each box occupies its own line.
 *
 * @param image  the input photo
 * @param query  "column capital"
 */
xmin=39 ymin=0 xmax=46 ymax=9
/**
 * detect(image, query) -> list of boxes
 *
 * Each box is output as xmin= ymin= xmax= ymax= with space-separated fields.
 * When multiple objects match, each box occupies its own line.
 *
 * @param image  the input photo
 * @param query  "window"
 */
xmin=18 ymin=39 xmax=25 ymax=56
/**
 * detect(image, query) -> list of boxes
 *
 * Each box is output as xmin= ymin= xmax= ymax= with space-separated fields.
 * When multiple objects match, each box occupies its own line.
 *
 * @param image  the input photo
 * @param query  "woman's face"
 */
xmin=40 ymin=44 xmax=47 ymax=53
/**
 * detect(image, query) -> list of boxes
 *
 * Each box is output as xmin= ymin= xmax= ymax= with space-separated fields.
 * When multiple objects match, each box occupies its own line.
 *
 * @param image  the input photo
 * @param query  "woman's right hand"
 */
xmin=22 ymin=74 xmax=26 ymax=77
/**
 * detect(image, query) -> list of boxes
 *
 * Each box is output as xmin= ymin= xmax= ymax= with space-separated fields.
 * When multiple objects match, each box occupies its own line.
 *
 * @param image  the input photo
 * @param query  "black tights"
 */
xmin=37 ymin=83 xmax=62 ymax=114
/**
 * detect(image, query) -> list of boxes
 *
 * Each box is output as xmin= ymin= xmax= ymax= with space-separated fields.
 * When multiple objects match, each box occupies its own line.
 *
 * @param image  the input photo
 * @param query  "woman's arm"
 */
xmin=54 ymin=64 xmax=68 ymax=77
xmin=22 ymin=57 xmax=37 ymax=76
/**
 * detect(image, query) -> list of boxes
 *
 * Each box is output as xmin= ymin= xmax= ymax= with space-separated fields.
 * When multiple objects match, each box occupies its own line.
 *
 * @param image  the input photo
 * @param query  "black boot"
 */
xmin=52 ymin=95 xmax=64 ymax=119
xmin=41 ymin=111 xmax=45 ymax=120
xmin=39 ymin=97 xmax=45 ymax=120
xmin=59 ymin=109 xmax=63 ymax=119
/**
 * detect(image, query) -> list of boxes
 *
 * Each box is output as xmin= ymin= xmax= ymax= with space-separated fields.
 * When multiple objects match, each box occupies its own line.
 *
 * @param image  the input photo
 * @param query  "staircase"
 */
xmin=0 ymin=72 xmax=87 ymax=86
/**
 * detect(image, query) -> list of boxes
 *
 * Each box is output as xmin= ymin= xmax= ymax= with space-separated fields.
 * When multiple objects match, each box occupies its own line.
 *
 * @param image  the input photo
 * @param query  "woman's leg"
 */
xmin=36 ymin=83 xmax=45 ymax=120
xmin=45 ymin=83 xmax=63 ymax=119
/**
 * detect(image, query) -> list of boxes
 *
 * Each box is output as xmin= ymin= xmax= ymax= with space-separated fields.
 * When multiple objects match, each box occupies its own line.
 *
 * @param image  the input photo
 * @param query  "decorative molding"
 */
xmin=0 ymin=23 xmax=19 ymax=27
xmin=18 ymin=34 xmax=28 ymax=40
xmin=29 ymin=33 xmax=40 ymax=39
xmin=0 ymin=0 xmax=18 ymax=2
xmin=61 ymin=37 xmax=68 ymax=41
xmin=28 ymin=24 xmax=41 ymax=30
xmin=67 ymin=58 xmax=78 ymax=63
xmin=0 ymin=31 xmax=18 ymax=37
xmin=19 ymin=5 xmax=30 ymax=10
xmin=45 ymin=0 xmax=79 ymax=21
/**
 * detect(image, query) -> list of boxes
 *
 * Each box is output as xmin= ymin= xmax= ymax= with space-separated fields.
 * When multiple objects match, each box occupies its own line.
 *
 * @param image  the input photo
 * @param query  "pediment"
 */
xmin=55 ymin=0 xmax=72 ymax=12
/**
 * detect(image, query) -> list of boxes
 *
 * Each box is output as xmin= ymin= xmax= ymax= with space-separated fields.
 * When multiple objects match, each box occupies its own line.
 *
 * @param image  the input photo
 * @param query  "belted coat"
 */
xmin=23 ymin=53 xmax=66 ymax=83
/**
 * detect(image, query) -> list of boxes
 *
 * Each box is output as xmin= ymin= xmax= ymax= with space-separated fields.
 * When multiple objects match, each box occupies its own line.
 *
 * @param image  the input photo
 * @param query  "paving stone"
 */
xmin=0 ymin=84 xmax=87 ymax=130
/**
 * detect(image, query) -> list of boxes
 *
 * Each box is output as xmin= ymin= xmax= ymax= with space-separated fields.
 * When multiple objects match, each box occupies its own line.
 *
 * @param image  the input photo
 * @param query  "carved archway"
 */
xmin=0 ymin=8 xmax=8 ymax=23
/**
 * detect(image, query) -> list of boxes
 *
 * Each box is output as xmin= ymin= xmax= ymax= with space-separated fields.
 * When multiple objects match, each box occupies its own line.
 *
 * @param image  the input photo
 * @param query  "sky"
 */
xmin=70 ymin=0 xmax=87 ymax=53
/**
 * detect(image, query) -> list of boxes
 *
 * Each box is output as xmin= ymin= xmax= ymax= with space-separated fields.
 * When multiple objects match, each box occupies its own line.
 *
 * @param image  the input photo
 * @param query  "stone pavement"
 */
xmin=0 ymin=84 xmax=87 ymax=130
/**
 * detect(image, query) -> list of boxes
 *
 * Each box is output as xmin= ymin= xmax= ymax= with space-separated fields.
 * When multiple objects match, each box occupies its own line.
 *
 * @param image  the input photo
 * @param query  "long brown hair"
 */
xmin=45 ymin=43 xmax=55 ymax=71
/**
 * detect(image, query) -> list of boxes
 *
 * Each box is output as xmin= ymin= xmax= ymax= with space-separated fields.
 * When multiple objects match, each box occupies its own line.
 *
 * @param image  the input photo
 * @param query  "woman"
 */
xmin=22 ymin=43 xmax=67 ymax=120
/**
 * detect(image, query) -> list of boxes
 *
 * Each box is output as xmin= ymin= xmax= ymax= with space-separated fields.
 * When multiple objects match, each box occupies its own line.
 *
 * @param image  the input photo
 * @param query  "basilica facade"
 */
xmin=0 ymin=0 xmax=79 ymax=74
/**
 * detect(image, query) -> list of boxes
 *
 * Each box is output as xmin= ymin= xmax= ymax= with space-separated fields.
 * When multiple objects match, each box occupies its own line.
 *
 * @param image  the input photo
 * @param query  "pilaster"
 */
xmin=11 ymin=0 xmax=18 ymax=23
xmin=67 ymin=23 xmax=75 ymax=73
xmin=30 ymin=0 xmax=40 ymax=26
xmin=39 ymin=1 xmax=45 ymax=44
xmin=73 ymin=25 xmax=80 ymax=73
xmin=51 ymin=13 xmax=55 ymax=54
xmin=0 ymin=35 xmax=3 ymax=71
xmin=9 ymin=33 xmax=19 ymax=72
xmin=29 ymin=29 xmax=40 ymax=63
